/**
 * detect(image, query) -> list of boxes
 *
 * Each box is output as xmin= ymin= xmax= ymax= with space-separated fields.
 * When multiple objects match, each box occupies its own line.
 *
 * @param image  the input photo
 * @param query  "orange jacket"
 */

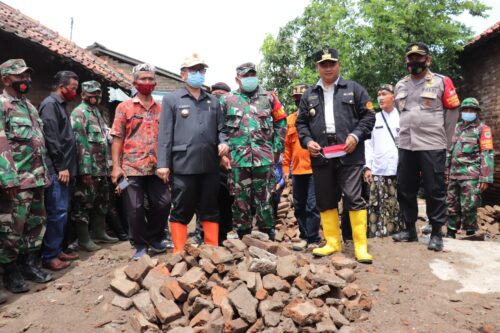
xmin=283 ymin=111 xmax=313 ymax=176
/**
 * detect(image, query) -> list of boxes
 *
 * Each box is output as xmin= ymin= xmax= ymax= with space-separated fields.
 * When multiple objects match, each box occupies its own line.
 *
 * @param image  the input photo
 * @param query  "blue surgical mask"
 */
xmin=186 ymin=71 xmax=205 ymax=88
xmin=461 ymin=112 xmax=477 ymax=122
xmin=240 ymin=77 xmax=259 ymax=92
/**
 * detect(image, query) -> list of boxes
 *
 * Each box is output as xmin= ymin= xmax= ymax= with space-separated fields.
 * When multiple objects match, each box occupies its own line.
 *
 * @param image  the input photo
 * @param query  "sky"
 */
xmin=4 ymin=0 xmax=499 ymax=90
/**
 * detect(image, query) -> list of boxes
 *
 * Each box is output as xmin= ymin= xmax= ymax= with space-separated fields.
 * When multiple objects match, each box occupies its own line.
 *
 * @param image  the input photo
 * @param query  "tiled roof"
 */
xmin=465 ymin=21 xmax=500 ymax=49
xmin=0 ymin=2 xmax=132 ymax=89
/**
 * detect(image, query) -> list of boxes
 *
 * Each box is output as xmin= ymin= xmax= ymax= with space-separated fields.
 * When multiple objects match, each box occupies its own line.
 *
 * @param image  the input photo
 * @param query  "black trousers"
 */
xmin=122 ymin=176 xmax=171 ymax=247
xmin=170 ymin=173 xmax=219 ymax=225
xmin=312 ymin=159 xmax=365 ymax=212
xmin=397 ymin=149 xmax=447 ymax=228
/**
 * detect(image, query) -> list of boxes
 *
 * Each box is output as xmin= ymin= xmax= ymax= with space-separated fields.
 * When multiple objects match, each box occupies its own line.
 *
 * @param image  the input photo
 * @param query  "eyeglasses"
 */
xmin=186 ymin=67 xmax=207 ymax=74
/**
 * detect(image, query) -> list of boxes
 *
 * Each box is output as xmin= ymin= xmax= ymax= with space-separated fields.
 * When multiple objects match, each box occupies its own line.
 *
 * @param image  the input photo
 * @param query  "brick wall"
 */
xmin=458 ymin=37 xmax=500 ymax=204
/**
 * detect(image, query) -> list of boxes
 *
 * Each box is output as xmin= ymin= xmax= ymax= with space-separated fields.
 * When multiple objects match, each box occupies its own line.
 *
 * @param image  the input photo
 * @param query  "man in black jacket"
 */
xmin=39 ymin=71 xmax=80 ymax=270
xmin=157 ymin=54 xmax=229 ymax=253
xmin=296 ymin=48 xmax=375 ymax=263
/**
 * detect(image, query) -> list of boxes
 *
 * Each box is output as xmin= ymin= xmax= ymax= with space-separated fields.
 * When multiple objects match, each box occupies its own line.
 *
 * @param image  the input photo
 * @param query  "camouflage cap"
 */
xmin=81 ymin=80 xmax=102 ymax=93
xmin=405 ymin=42 xmax=429 ymax=57
xmin=0 ymin=59 xmax=33 ymax=76
xmin=236 ymin=62 xmax=256 ymax=75
xmin=460 ymin=97 xmax=481 ymax=112
xmin=292 ymin=83 xmax=308 ymax=96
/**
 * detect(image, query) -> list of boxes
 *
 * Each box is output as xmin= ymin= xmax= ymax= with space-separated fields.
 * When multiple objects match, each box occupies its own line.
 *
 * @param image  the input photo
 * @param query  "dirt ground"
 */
xmin=0 ymin=224 xmax=499 ymax=333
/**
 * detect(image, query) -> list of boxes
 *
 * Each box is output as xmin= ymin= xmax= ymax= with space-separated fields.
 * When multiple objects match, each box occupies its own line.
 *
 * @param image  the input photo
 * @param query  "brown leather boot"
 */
xmin=58 ymin=251 xmax=79 ymax=261
xmin=42 ymin=258 xmax=71 ymax=271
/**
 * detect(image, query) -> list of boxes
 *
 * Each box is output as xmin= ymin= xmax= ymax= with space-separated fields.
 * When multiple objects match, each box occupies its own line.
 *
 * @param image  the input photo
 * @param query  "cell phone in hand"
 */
xmin=117 ymin=176 xmax=129 ymax=190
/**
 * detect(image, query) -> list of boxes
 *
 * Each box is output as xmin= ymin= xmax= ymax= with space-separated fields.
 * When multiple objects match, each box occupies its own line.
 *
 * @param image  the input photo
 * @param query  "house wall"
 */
xmin=1 ymin=31 xmax=118 ymax=125
xmin=458 ymin=37 xmax=500 ymax=204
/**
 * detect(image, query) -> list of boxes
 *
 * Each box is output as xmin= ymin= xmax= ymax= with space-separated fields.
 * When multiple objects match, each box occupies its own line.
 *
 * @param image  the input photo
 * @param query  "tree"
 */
xmin=259 ymin=0 xmax=489 ymax=112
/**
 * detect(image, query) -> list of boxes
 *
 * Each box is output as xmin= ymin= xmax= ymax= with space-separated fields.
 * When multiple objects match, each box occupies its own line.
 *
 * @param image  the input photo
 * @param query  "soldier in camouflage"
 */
xmin=220 ymin=62 xmax=287 ymax=239
xmin=446 ymin=98 xmax=494 ymax=238
xmin=0 ymin=59 xmax=52 ymax=293
xmin=70 ymin=81 xmax=117 ymax=251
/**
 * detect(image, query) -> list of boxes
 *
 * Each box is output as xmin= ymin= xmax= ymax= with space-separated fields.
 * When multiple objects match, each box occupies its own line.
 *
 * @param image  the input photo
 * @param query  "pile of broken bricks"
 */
xmin=476 ymin=205 xmax=500 ymax=240
xmin=274 ymin=183 xmax=300 ymax=243
xmin=109 ymin=231 xmax=373 ymax=332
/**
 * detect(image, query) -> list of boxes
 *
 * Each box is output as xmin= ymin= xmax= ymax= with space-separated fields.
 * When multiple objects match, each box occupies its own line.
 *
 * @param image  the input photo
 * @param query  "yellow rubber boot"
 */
xmin=170 ymin=222 xmax=187 ymax=254
xmin=349 ymin=210 xmax=373 ymax=263
xmin=312 ymin=209 xmax=342 ymax=257
xmin=202 ymin=221 xmax=219 ymax=247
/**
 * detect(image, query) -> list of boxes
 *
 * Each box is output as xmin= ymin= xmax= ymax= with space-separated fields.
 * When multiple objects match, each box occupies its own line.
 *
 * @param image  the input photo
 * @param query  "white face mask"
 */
xmin=377 ymin=96 xmax=384 ymax=106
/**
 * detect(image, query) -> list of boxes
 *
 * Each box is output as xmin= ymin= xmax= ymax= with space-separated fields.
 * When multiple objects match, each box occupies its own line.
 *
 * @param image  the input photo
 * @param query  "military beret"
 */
xmin=211 ymin=82 xmax=231 ymax=93
xmin=81 ymin=80 xmax=102 ymax=93
xmin=0 ymin=59 xmax=33 ymax=76
xmin=314 ymin=48 xmax=339 ymax=63
xmin=405 ymin=42 xmax=430 ymax=57
xmin=236 ymin=62 xmax=256 ymax=75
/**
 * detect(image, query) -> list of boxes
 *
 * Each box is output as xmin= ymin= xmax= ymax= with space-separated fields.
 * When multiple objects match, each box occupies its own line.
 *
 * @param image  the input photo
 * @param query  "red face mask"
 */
xmin=135 ymin=83 xmax=156 ymax=96
xmin=62 ymin=87 xmax=77 ymax=101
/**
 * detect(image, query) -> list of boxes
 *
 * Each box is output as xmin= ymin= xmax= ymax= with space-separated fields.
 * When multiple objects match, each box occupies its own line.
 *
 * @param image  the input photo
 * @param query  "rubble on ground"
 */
xmin=476 ymin=205 xmax=500 ymax=239
xmin=109 ymin=233 xmax=372 ymax=332
xmin=274 ymin=182 xmax=301 ymax=244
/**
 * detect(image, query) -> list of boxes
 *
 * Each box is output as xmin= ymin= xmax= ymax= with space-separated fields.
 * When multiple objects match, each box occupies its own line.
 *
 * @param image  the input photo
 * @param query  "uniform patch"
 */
xmin=480 ymin=126 xmax=493 ymax=150
xmin=270 ymin=92 xmax=286 ymax=122
xmin=442 ymin=76 xmax=461 ymax=109
xmin=366 ymin=101 xmax=374 ymax=110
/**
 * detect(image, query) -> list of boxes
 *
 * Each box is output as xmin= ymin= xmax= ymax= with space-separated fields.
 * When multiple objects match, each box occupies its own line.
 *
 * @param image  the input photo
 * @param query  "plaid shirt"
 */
xmin=111 ymin=97 xmax=160 ymax=176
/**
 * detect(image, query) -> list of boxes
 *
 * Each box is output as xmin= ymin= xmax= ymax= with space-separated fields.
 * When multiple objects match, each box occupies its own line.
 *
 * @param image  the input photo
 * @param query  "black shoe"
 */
xmin=392 ymin=229 xmax=418 ymax=242
xmin=2 ymin=263 xmax=29 ymax=293
xmin=446 ymin=229 xmax=456 ymax=239
xmin=259 ymin=228 xmax=276 ymax=241
xmin=465 ymin=229 xmax=476 ymax=236
xmin=18 ymin=253 xmax=52 ymax=284
xmin=422 ymin=224 xmax=432 ymax=235
xmin=428 ymin=234 xmax=444 ymax=251
xmin=236 ymin=228 xmax=252 ymax=240
xmin=117 ymin=233 xmax=129 ymax=241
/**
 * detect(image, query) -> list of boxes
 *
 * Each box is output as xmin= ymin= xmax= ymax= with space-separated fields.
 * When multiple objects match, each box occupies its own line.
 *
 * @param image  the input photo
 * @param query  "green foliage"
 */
xmin=259 ymin=0 xmax=489 ymax=112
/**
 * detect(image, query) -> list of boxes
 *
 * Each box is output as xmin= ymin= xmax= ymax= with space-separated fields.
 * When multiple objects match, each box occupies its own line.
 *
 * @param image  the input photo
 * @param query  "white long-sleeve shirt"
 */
xmin=365 ymin=109 xmax=399 ymax=176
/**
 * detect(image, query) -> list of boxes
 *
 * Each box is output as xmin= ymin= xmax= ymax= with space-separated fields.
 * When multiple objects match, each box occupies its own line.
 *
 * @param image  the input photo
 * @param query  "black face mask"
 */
xmin=84 ymin=96 xmax=101 ymax=105
xmin=407 ymin=60 xmax=427 ymax=75
xmin=11 ymin=79 xmax=31 ymax=94
xmin=294 ymin=99 xmax=301 ymax=108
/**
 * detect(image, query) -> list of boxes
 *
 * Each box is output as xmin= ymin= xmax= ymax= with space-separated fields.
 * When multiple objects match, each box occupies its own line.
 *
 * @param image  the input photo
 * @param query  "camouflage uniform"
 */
xmin=446 ymin=98 xmax=494 ymax=232
xmin=0 ymin=104 xmax=18 ymax=264
xmin=221 ymin=76 xmax=287 ymax=232
xmin=0 ymin=59 xmax=49 ymax=262
xmin=70 ymin=81 xmax=110 ymax=226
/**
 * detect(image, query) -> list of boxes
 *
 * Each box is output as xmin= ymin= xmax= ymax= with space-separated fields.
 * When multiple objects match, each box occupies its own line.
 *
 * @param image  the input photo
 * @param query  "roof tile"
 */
xmin=0 ymin=1 xmax=131 ymax=89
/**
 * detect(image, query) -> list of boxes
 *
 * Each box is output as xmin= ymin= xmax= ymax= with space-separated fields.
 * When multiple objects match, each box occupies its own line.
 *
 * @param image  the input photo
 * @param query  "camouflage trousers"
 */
xmin=71 ymin=177 xmax=110 ymax=225
xmin=368 ymin=175 xmax=403 ymax=238
xmin=0 ymin=187 xmax=46 ymax=264
xmin=447 ymin=179 xmax=481 ymax=231
xmin=230 ymin=166 xmax=275 ymax=231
